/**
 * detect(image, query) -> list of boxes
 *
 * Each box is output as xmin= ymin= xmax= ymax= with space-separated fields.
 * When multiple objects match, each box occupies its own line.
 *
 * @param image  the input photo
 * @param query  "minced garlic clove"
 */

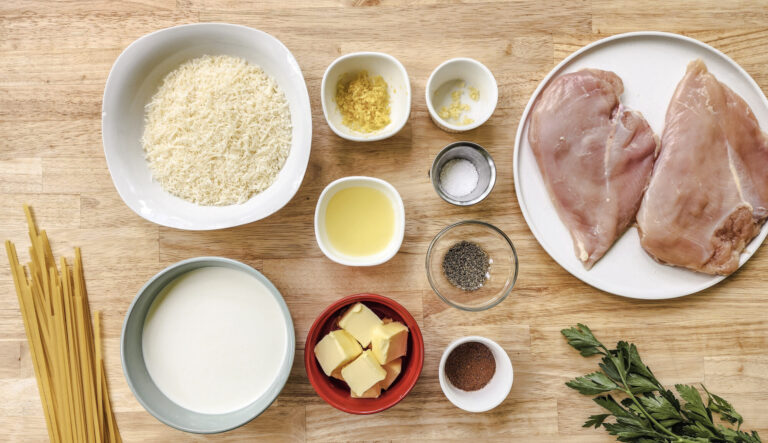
xmin=469 ymin=86 xmax=480 ymax=101
xmin=335 ymin=70 xmax=391 ymax=133
xmin=437 ymin=83 xmax=479 ymax=126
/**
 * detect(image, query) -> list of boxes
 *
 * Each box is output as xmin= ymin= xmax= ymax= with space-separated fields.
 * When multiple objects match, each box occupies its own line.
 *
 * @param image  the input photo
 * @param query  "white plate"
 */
xmin=513 ymin=31 xmax=768 ymax=299
xmin=102 ymin=23 xmax=312 ymax=230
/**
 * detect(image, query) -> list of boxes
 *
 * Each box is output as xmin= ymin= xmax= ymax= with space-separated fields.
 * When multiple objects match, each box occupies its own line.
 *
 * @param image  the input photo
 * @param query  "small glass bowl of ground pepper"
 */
xmin=426 ymin=220 xmax=518 ymax=311
xmin=439 ymin=336 xmax=513 ymax=412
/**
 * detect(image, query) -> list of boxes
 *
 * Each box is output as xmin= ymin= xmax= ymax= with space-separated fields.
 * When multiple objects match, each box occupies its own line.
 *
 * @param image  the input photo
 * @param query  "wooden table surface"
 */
xmin=2 ymin=1 xmax=768 ymax=441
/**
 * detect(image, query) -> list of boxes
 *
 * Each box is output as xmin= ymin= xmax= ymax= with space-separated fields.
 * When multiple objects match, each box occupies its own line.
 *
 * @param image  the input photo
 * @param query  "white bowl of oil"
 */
xmin=314 ymin=176 xmax=405 ymax=266
xmin=425 ymin=58 xmax=498 ymax=133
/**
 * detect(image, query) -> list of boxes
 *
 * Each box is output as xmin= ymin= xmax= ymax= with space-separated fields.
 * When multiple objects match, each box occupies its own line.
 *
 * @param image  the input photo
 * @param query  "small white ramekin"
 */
xmin=314 ymin=176 xmax=405 ymax=266
xmin=425 ymin=58 xmax=498 ymax=133
xmin=321 ymin=52 xmax=411 ymax=142
xmin=439 ymin=336 xmax=513 ymax=412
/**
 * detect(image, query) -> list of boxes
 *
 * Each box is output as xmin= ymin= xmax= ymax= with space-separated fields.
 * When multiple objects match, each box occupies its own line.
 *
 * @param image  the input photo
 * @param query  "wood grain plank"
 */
xmin=2 ymin=1 xmax=768 ymax=441
xmin=306 ymin=397 xmax=558 ymax=441
xmin=200 ymin=2 xmax=591 ymax=37
xmin=0 ymin=158 xmax=42 ymax=193
xmin=0 ymin=194 xmax=80 ymax=230
xmin=0 ymin=0 xmax=177 ymax=15
xmin=0 ymin=119 xmax=103 ymax=158
xmin=0 ymin=11 xmax=198 ymax=51
xmin=80 ymin=192 xmax=160 ymax=229
xmin=0 ymin=48 xmax=117 ymax=86
xmin=42 ymin=156 xmax=114 ymax=193
xmin=115 ymin=405 xmax=305 ymax=442
xmin=591 ymin=0 xmax=768 ymax=33
xmin=0 ymin=341 xmax=22 ymax=379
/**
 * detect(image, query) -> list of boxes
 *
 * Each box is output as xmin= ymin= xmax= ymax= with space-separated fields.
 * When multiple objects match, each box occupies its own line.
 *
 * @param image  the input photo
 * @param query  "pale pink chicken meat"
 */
xmin=528 ymin=69 xmax=658 ymax=268
xmin=637 ymin=59 xmax=768 ymax=275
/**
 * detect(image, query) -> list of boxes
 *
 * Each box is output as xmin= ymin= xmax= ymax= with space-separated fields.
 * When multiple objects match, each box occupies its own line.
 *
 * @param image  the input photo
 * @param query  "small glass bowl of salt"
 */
xmin=430 ymin=141 xmax=496 ymax=206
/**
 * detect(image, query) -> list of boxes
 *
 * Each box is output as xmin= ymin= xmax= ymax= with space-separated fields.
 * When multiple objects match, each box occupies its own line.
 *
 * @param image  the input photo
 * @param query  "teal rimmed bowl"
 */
xmin=121 ymin=257 xmax=295 ymax=434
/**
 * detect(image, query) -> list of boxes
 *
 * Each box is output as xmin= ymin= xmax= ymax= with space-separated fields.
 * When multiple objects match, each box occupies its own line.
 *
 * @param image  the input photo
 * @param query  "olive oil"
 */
xmin=325 ymin=186 xmax=395 ymax=257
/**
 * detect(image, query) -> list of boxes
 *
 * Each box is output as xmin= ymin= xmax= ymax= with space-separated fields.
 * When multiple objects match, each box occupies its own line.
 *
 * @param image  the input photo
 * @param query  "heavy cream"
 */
xmin=142 ymin=266 xmax=287 ymax=414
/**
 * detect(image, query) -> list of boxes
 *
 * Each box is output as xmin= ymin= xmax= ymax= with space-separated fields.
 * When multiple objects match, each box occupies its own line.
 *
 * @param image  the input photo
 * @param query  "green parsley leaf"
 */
xmin=566 ymin=372 xmax=621 ymax=395
xmin=561 ymin=324 xmax=762 ymax=443
xmin=584 ymin=414 xmax=610 ymax=428
xmin=704 ymin=385 xmax=743 ymax=427
xmin=676 ymin=384 xmax=715 ymax=428
xmin=561 ymin=324 xmax=605 ymax=356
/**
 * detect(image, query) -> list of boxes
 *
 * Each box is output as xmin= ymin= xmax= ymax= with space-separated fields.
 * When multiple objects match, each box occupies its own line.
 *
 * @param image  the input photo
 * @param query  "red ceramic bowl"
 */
xmin=305 ymin=293 xmax=424 ymax=414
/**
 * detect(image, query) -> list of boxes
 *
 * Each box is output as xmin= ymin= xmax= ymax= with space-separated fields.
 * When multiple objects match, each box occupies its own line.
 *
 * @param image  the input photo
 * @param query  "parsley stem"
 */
xmin=622 ymin=388 xmax=682 ymax=441
xmin=602 ymin=346 xmax=680 ymax=440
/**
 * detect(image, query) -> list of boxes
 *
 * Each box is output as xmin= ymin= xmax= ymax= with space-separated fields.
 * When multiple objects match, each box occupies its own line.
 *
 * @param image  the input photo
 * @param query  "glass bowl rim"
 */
xmin=425 ymin=220 xmax=519 ymax=312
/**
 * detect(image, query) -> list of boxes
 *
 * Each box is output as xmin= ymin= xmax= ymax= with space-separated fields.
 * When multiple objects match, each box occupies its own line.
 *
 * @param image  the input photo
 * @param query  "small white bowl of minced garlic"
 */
xmin=426 ymin=58 xmax=498 ymax=133
xmin=322 ymin=52 xmax=411 ymax=142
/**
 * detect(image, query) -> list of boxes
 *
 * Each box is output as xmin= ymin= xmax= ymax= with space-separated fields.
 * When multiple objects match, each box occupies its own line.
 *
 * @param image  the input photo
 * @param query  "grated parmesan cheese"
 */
xmin=142 ymin=55 xmax=292 ymax=206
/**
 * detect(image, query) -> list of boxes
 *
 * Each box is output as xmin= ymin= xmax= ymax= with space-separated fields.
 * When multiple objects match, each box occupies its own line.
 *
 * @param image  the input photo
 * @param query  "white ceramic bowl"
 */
xmin=426 ymin=58 xmax=498 ymax=133
xmin=439 ymin=336 xmax=513 ymax=412
xmin=102 ymin=23 xmax=312 ymax=230
xmin=321 ymin=52 xmax=411 ymax=142
xmin=121 ymin=257 xmax=295 ymax=433
xmin=314 ymin=176 xmax=405 ymax=266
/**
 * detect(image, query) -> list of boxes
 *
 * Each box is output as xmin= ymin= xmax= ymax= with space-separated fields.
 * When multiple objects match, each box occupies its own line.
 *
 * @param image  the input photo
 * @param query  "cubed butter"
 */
xmin=330 ymin=368 xmax=344 ymax=381
xmin=380 ymin=357 xmax=402 ymax=390
xmin=371 ymin=321 xmax=409 ymax=365
xmin=338 ymin=302 xmax=382 ymax=347
xmin=350 ymin=383 xmax=381 ymax=399
xmin=340 ymin=350 xmax=386 ymax=397
xmin=314 ymin=329 xmax=362 ymax=377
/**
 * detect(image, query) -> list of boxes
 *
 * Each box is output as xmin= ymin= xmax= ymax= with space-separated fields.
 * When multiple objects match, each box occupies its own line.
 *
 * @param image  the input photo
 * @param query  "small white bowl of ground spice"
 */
xmin=439 ymin=336 xmax=513 ymax=413
xmin=321 ymin=52 xmax=411 ymax=142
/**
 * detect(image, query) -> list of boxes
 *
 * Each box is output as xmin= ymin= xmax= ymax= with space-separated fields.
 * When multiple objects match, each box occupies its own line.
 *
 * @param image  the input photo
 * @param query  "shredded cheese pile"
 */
xmin=142 ymin=55 xmax=292 ymax=206
xmin=335 ymin=70 xmax=391 ymax=133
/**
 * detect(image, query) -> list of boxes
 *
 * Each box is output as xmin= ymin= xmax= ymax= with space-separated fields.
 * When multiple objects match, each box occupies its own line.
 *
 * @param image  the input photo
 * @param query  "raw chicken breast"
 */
xmin=637 ymin=59 xmax=768 ymax=275
xmin=528 ymin=69 xmax=658 ymax=269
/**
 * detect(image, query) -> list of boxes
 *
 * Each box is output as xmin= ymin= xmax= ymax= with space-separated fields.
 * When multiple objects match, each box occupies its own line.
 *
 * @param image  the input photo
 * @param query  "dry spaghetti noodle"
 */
xmin=5 ymin=206 xmax=121 ymax=443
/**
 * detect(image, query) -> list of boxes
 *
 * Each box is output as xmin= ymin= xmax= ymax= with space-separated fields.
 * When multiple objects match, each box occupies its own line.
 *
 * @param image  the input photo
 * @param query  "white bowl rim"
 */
xmin=314 ymin=176 xmax=406 ymax=266
xmin=438 ymin=335 xmax=513 ymax=413
xmin=425 ymin=57 xmax=499 ymax=132
xmin=120 ymin=256 xmax=296 ymax=433
xmin=321 ymin=51 xmax=411 ymax=142
xmin=101 ymin=22 xmax=312 ymax=230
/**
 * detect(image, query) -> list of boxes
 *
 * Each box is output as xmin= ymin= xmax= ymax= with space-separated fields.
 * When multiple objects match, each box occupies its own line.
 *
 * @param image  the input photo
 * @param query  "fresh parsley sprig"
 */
xmin=562 ymin=324 xmax=761 ymax=443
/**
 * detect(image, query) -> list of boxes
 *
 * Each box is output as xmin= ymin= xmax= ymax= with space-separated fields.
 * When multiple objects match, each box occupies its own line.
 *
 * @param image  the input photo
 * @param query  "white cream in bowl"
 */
xmin=142 ymin=266 xmax=288 ymax=414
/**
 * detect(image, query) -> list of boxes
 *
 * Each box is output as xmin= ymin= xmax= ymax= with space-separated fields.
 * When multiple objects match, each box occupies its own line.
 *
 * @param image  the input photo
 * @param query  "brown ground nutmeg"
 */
xmin=444 ymin=341 xmax=496 ymax=391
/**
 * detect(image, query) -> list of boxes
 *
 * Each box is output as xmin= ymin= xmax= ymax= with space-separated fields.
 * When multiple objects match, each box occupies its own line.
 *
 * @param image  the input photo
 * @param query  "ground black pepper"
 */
xmin=442 ymin=241 xmax=490 ymax=291
xmin=444 ymin=341 xmax=495 ymax=391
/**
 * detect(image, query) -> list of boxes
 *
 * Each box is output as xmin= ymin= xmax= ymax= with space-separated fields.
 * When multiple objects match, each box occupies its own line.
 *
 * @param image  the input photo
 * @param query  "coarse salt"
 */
xmin=439 ymin=158 xmax=478 ymax=198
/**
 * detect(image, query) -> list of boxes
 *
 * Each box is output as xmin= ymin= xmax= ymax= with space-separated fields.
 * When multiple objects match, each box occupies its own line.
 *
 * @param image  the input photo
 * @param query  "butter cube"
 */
xmin=338 ymin=302 xmax=382 ymax=347
xmin=350 ymin=383 xmax=381 ymax=399
xmin=330 ymin=368 xmax=344 ymax=381
xmin=371 ymin=321 xmax=409 ymax=365
xmin=380 ymin=357 xmax=402 ymax=390
xmin=341 ymin=350 xmax=386 ymax=397
xmin=314 ymin=330 xmax=362 ymax=377
xmin=333 ymin=363 xmax=382 ymax=398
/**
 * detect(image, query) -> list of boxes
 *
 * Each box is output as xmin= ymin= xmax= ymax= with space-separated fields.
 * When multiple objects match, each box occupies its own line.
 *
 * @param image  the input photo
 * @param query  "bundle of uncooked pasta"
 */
xmin=5 ymin=206 xmax=121 ymax=443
